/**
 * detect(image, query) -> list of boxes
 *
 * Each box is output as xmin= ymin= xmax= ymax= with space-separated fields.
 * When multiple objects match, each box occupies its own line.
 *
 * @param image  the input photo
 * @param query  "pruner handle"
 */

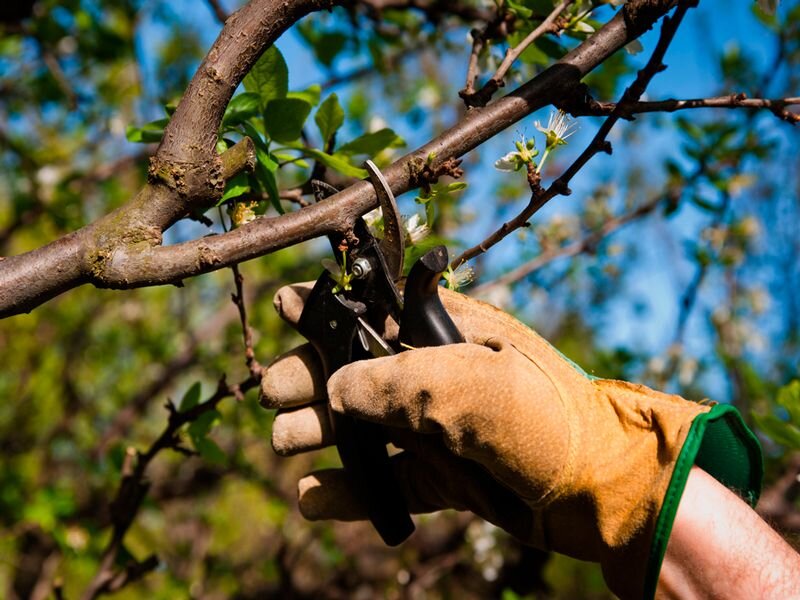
xmin=297 ymin=275 xmax=414 ymax=546
xmin=399 ymin=246 xmax=465 ymax=348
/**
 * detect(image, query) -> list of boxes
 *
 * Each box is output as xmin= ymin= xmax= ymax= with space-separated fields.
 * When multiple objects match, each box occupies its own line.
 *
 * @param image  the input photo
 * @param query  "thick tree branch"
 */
xmin=0 ymin=0 xmax=677 ymax=317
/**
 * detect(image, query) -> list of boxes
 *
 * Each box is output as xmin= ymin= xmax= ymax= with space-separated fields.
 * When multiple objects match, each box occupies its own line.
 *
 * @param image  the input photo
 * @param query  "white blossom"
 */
xmin=444 ymin=262 xmax=475 ymax=291
xmin=535 ymin=109 xmax=577 ymax=149
xmin=402 ymin=213 xmax=429 ymax=244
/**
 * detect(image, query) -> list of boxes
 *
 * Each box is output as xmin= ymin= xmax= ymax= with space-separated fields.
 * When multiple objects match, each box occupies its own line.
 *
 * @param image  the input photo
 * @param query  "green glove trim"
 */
xmin=642 ymin=404 xmax=763 ymax=599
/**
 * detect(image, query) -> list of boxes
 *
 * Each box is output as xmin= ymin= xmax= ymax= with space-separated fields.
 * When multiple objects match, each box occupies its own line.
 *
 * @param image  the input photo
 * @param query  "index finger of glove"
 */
xmin=260 ymin=343 xmax=325 ymax=408
xmin=273 ymin=281 xmax=315 ymax=328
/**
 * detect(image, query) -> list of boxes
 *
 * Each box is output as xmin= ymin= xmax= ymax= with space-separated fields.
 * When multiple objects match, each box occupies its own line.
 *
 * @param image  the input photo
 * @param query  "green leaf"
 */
xmin=217 ymin=172 xmax=250 ymax=205
xmin=125 ymin=118 xmax=168 ymax=143
xmin=264 ymin=98 xmax=312 ymax=143
xmin=304 ymin=148 xmax=367 ymax=178
xmin=752 ymin=413 xmax=800 ymax=450
xmin=506 ymin=0 xmax=532 ymax=18
xmin=338 ymin=128 xmax=403 ymax=156
xmin=287 ymin=84 xmax=321 ymax=106
xmin=238 ymin=121 xmax=269 ymax=151
xmin=255 ymin=147 xmax=282 ymax=214
xmin=243 ymin=46 xmax=288 ymax=106
xmin=777 ymin=380 xmax=800 ymax=424
xmin=188 ymin=409 xmax=221 ymax=444
xmin=222 ymin=92 xmax=261 ymax=126
xmin=195 ymin=437 xmax=227 ymax=465
xmin=180 ymin=381 xmax=202 ymax=412
xmin=446 ymin=182 xmax=468 ymax=192
xmin=315 ymin=93 xmax=345 ymax=145
xmin=313 ymin=32 xmax=348 ymax=67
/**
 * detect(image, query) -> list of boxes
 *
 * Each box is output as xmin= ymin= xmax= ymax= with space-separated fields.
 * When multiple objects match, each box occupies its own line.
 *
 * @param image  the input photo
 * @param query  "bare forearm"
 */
xmin=658 ymin=467 xmax=800 ymax=599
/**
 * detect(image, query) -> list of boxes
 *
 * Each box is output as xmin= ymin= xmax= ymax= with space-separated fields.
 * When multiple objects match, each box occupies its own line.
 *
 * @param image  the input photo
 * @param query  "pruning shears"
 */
xmin=297 ymin=160 xmax=464 ymax=546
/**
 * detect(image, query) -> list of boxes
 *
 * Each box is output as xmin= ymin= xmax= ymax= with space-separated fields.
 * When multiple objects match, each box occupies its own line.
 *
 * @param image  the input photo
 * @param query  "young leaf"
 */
xmin=287 ymin=84 xmax=321 ymax=106
xmin=303 ymin=148 xmax=367 ymax=178
xmin=125 ymin=118 xmax=169 ymax=144
xmin=188 ymin=409 xmax=222 ymax=443
xmin=195 ymin=437 xmax=227 ymax=465
xmin=338 ymin=128 xmax=403 ymax=156
xmin=752 ymin=413 xmax=800 ymax=449
xmin=506 ymin=0 xmax=532 ymax=18
xmin=255 ymin=147 xmax=282 ymax=214
xmin=238 ymin=121 xmax=269 ymax=151
xmin=264 ymin=98 xmax=312 ymax=143
xmin=243 ymin=46 xmax=288 ymax=106
xmin=222 ymin=92 xmax=261 ymax=126
xmin=777 ymin=380 xmax=800 ymax=425
xmin=312 ymin=32 xmax=348 ymax=67
xmin=180 ymin=381 xmax=202 ymax=413
xmin=216 ymin=172 xmax=251 ymax=206
xmin=315 ymin=93 xmax=345 ymax=146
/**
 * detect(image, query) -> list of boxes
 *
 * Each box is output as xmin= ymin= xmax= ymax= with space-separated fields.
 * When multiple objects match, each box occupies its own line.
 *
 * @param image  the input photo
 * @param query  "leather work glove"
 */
xmin=260 ymin=283 xmax=762 ymax=600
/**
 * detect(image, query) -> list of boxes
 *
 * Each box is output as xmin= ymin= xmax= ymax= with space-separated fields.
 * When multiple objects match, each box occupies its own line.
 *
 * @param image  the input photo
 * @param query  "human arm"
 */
xmin=658 ymin=466 xmax=800 ymax=599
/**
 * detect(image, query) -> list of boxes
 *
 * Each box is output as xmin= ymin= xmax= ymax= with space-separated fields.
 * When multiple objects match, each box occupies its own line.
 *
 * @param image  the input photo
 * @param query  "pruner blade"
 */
xmin=365 ymin=160 xmax=404 ymax=282
xmin=356 ymin=316 xmax=396 ymax=358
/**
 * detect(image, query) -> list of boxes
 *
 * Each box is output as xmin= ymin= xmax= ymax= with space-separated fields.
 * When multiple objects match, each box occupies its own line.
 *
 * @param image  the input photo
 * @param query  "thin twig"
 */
xmin=280 ymin=188 xmax=310 ymax=207
xmin=462 ymin=29 xmax=487 ymax=98
xmin=53 ymin=579 xmax=66 ymax=600
xmin=81 ymin=374 xmax=258 ymax=600
xmin=231 ymin=265 xmax=263 ymax=380
xmin=473 ymin=195 xmax=662 ymax=294
xmin=206 ymin=0 xmax=229 ymax=23
xmin=452 ymin=0 xmax=697 ymax=268
xmin=566 ymin=93 xmax=800 ymax=124
xmin=493 ymin=1 xmax=573 ymax=88
xmin=461 ymin=0 xmax=573 ymax=107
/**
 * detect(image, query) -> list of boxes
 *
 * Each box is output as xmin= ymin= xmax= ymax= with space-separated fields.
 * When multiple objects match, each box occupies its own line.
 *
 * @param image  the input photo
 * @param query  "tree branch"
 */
xmin=206 ymin=0 xmax=229 ymax=23
xmin=81 ymin=374 xmax=258 ymax=600
xmin=231 ymin=265 xmax=263 ymax=380
xmin=0 ymin=0 xmax=678 ymax=318
xmin=565 ymin=92 xmax=800 ymax=123
xmin=451 ymin=0 xmax=693 ymax=268
xmin=461 ymin=0 xmax=574 ymax=107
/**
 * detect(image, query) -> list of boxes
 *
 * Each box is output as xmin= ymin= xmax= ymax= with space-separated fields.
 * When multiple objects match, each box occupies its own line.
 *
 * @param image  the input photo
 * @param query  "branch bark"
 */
xmin=0 ymin=0 xmax=678 ymax=318
xmin=565 ymin=92 xmax=800 ymax=123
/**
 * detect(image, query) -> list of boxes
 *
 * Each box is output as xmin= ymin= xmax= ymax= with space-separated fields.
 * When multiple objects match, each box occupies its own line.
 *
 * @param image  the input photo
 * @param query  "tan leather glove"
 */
xmin=260 ymin=283 xmax=762 ymax=600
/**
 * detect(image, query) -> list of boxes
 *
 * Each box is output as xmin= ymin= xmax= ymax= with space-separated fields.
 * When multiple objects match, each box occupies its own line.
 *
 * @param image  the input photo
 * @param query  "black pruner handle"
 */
xmin=297 ymin=275 xmax=414 ymax=546
xmin=331 ymin=413 xmax=414 ymax=545
xmin=399 ymin=246 xmax=465 ymax=348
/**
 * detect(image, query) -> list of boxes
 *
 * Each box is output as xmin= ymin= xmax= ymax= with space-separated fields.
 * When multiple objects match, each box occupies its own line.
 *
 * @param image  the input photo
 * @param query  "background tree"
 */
xmin=0 ymin=0 xmax=798 ymax=598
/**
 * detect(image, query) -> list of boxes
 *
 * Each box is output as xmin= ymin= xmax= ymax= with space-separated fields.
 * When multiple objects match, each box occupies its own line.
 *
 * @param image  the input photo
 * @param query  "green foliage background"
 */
xmin=0 ymin=0 xmax=798 ymax=598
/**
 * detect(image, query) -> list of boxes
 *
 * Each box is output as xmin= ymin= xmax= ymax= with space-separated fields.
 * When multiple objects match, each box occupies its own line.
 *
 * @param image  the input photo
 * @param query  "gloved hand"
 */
xmin=260 ymin=283 xmax=762 ymax=600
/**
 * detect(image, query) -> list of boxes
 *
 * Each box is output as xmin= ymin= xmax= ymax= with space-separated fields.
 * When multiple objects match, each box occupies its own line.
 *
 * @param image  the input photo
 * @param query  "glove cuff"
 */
xmin=641 ymin=404 xmax=763 ymax=599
